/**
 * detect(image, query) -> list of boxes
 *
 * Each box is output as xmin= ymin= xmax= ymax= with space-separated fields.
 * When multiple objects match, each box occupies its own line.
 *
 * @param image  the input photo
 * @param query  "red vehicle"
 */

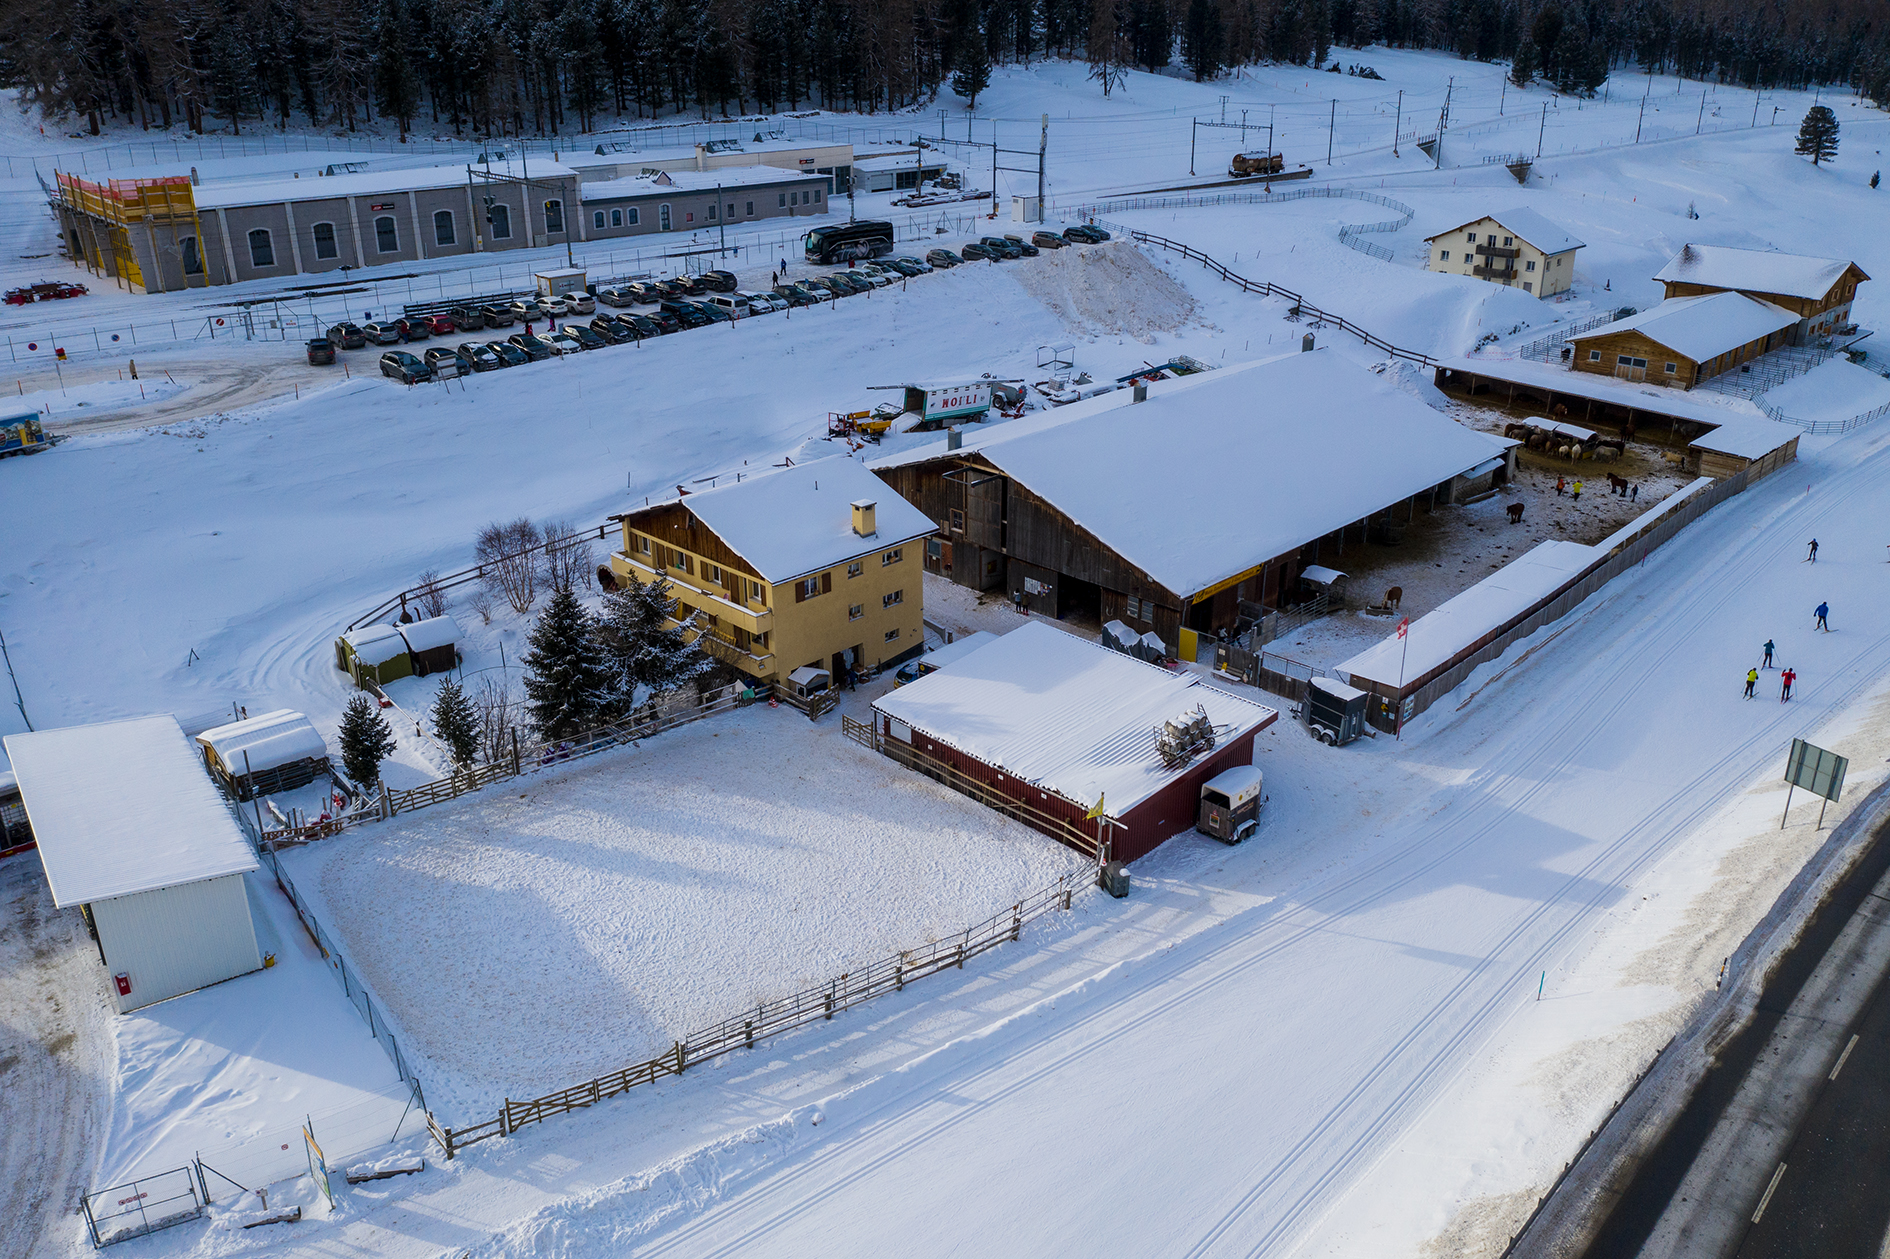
xmin=5 ymin=281 xmax=87 ymax=305
xmin=420 ymin=314 xmax=455 ymax=336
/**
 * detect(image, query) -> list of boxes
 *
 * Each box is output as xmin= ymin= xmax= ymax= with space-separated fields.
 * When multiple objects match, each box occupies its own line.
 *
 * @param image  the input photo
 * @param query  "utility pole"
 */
xmin=1752 ymin=91 xmax=1761 ymax=128
xmin=1038 ymin=113 xmax=1047 ymax=217
xmin=1328 ymin=99 xmax=1336 ymax=165
xmin=1434 ymin=78 xmax=1453 ymax=171
xmin=1190 ymin=118 xmax=1197 ymax=175
xmin=1697 ymin=87 xmax=1707 ymax=135
xmin=1393 ymin=90 xmax=1403 ymax=156
xmin=1537 ymin=101 xmax=1548 ymax=158
xmin=1635 ymin=95 xmax=1647 ymax=144
xmin=1500 ymin=78 xmax=1506 ymax=115
xmin=1220 ymin=94 xmax=1229 ymax=123
xmin=716 ymin=182 xmax=726 ymax=255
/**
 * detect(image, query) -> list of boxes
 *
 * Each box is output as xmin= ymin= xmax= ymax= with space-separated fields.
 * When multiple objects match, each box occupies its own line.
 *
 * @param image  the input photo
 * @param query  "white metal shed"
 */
xmin=4 ymin=715 xmax=262 ymax=1014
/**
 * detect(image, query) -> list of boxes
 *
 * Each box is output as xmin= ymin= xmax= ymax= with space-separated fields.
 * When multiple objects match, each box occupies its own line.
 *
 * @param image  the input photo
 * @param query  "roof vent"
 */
xmin=852 ymin=499 xmax=877 ymax=537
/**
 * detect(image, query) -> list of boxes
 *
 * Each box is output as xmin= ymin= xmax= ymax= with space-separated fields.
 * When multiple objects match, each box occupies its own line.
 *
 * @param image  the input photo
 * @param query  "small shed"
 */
xmin=195 ymin=709 xmax=331 ymax=800
xmin=536 ymin=266 xmax=587 ymax=297
xmin=336 ymin=623 xmax=412 ymax=687
xmin=4 ymin=716 xmax=263 ymax=1014
xmin=397 ymin=614 xmax=462 ymax=676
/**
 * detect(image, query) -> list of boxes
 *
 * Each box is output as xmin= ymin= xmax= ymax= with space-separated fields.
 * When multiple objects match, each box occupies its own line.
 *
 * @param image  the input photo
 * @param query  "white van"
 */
xmin=707 ymin=292 xmax=753 ymax=318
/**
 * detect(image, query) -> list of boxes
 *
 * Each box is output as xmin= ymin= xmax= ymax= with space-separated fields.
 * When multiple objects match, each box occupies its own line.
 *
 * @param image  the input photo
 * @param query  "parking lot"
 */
xmin=301 ymin=223 xmax=1115 ymax=384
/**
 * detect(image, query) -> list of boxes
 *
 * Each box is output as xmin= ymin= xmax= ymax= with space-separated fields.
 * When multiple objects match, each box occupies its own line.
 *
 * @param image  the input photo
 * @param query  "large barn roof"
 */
xmin=5 ymin=715 xmax=257 ymax=907
xmin=1568 ymin=291 xmax=1799 ymax=364
xmin=1654 ymin=243 xmax=1864 ymax=300
xmin=872 ymin=350 xmax=1509 ymax=600
xmin=872 ymin=621 xmax=1276 ymax=815
xmin=632 ymin=456 xmax=936 ymax=585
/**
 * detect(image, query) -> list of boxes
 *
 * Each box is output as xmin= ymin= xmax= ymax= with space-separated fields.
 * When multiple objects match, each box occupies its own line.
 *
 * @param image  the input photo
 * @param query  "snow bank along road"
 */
xmin=500 ymin=427 xmax=1890 ymax=1259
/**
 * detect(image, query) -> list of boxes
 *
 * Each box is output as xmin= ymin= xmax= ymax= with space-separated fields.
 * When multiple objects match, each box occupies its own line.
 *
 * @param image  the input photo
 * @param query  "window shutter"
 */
xmin=795 ymin=582 xmax=807 ymax=603
xmin=821 ymin=572 xmax=832 ymax=594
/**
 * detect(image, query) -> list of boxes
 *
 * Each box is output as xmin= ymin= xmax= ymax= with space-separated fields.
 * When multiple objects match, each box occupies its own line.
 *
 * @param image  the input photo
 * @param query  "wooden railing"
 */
xmin=427 ymin=869 xmax=1086 ymax=1158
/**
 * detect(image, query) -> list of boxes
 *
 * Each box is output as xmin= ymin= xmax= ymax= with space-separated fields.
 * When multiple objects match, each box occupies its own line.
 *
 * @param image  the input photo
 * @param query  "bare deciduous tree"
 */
xmin=541 ymin=519 xmax=594 ymax=592
xmin=475 ymin=676 xmax=519 ymax=765
xmin=415 ymin=568 xmax=449 ymax=619
xmin=477 ymin=518 xmax=542 ymax=614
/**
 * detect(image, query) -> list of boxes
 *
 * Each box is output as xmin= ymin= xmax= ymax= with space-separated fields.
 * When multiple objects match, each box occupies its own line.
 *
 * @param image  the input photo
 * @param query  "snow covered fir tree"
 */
xmin=429 ymin=677 xmax=481 ymax=768
xmin=338 ymin=693 xmax=397 ymax=787
xmin=521 ymin=583 xmax=610 ymax=740
xmin=597 ymin=577 xmax=712 ymax=721
xmin=1795 ymin=104 xmax=1841 ymax=165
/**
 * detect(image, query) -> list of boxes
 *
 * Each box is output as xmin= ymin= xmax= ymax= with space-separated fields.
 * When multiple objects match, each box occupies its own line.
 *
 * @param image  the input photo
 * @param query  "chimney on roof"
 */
xmin=1132 ymin=382 xmax=1148 ymax=403
xmin=1302 ymin=332 xmax=1316 ymax=352
xmin=947 ymin=428 xmax=962 ymax=450
xmin=852 ymin=499 xmax=877 ymax=537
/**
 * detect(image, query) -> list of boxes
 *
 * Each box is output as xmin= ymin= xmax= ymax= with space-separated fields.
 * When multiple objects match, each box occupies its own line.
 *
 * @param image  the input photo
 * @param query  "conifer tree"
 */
xmin=950 ymin=37 xmax=991 ymax=108
xmin=1795 ymin=105 xmax=1840 ymax=166
xmin=338 ymin=693 xmax=397 ymax=787
xmin=1509 ymin=38 xmax=1537 ymax=87
xmin=597 ymin=577 xmax=709 ymax=718
xmin=1183 ymin=0 xmax=1224 ymax=81
xmin=521 ymin=584 xmax=609 ymax=739
xmin=430 ymin=677 xmax=481 ymax=767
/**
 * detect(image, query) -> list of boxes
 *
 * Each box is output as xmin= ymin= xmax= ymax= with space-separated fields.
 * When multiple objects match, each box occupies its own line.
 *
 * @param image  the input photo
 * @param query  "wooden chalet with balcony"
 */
xmin=609 ymin=458 xmax=935 ymax=685
xmin=1567 ymin=291 xmax=1799 ymax=389
xmin=1653 ymin=243 xmax=1868 ymax=346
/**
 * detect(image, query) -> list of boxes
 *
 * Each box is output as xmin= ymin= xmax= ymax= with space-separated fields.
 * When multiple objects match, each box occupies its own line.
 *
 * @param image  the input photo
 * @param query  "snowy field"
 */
xmin=4 ymin=42 xmax=1890 ymax=1259
xmin=283 ymin=696 xmax=1085 ymax=1122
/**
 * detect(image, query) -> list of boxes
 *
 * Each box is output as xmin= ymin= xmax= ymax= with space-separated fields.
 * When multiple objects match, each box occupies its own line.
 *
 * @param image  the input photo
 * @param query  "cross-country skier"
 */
xmin=1807 ymin=538 xmax=1819 ymax=562
xmin=1781 ymin=668 xmax=1797 ymax=701
xmin=1763 ymin=639 xmax=1775 ymax=668
xmin=1815 ymin=602 xmax=1830 ymax=631
xmin=1745 ymin=668 xmax=1758 ymax=699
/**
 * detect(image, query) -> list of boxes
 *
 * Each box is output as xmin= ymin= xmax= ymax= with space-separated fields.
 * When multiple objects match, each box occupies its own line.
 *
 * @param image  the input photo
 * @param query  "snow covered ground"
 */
xmin=5 ymin=44 xmax=1890 ymax=1259
xmin=281 ymin=697 xmax=1084 ymax=1123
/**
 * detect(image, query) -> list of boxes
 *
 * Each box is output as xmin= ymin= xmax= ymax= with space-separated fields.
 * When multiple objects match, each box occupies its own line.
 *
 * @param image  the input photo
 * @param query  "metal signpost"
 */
xmin=1782 ymin=737 xmax=1848 ymax=829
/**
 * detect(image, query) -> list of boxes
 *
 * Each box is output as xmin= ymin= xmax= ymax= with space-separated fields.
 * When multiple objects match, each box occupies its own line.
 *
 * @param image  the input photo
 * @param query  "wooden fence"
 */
xmin=427 ymin=868 xmax=1086 ymax=1157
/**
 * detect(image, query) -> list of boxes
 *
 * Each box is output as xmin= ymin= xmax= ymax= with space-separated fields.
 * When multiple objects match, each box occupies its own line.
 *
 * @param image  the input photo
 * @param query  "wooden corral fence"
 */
xmin=842 ymin=715 xmax=1106 ymax=861
xmin=427 ymin=868 xmax=1086 ymax=1158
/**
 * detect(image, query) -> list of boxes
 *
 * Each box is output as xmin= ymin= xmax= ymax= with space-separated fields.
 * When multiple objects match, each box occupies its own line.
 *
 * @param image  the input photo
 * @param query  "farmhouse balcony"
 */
xmin=1472 ymin=264 xmax=1516 ymax=279
xmin=611 ymin=551 xmax=773 ymax=635
xmin=1475 ymin=243 xmax=1520 ymax=259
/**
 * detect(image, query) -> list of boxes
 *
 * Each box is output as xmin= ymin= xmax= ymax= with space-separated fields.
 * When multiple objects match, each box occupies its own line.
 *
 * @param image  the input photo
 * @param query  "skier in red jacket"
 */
xmin=1780 ymin=668 xmax=1797 ymax=701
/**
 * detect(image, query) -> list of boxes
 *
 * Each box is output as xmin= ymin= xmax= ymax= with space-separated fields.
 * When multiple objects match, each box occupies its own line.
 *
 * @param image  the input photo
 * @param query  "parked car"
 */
xmin=449 ymin=306 xmax=486 ymax=330
xmin=699 ymin=270 xmax=740 ymax=293
xmin=420 ymin=313 xmax=457 ymax=335
xmin=690 ymin=300 xmax=733 ymax=324
xmin=326 ymin=322 xmax=368 ymax=349
xmin=960 ymin=242 xmax=996 ymax=262
xmin=850 ymin=268 xmax=893 ymax=287
xmin=508 ymin=333 xmax=554 ymax=361
xmin=562 ymin=291 xmax=596 ymax=315
xmin=672 ymin=275 xmax=708 ymax=296
xmin=980 ymin=236 xmax=1023 ymax=259
xmin=1031 ymin=231 xmax=1069 ymax=250
xmin=506 ymin=299 xmax=536 ymax=321
xmin=1063 ymin=223 xmax=1111 ymax=243
xmin=379 ymin=350 xmax=431 ymax=383
xmin=480 ymin=304 xmax=515 ymax=328
xmin=926 ymin=248 xmax=962 ymax=268
xmin=564 ymin=324 xmax=608 ymax=350
xmin=1003 ymin=234 xmax=1040 ymax=257
xmin=305 ymin=337 xmax=336 ymax=365
xmin=589 ymin=316 xmax=633 ymax=344
xmin=642 ymin=311 xmax=682 ymax=335
xmin=423 ymin=346 xmax=467 ymax=374
xmin=458 ymin=341 xmax=505 ymax=371
xmin=893 ymin=254 xmax=934 ymax=273
xmin=628 ymin=281 xmax=667 ymax=303
xmin=773 ymin=283 xmax=814 ymax=307
xmin=395 ymin=317 xmax=432 ymax=341
xmin=707 ymin=293 xmax=751 ymax=318
xmin=362 ymin=320 xmax=402 ymax=344
xmin=737 ymin=290 xmax=780 ymax=314
xmin=486 ymin=339 xmax=530 ymax=367
xmin=538 ymin=295 xmax=571 ymax=317
xmin=881 ymin=258 xmax=923 ymax=277
xmin=659 ymin=299 xmax=712 ymax=328
xmin=597 ymin=286 xmax=634 ymax=308
xmin=825 ymin=274 xmax=865 ymax=295
xmin=545 ymin=330 xmax=584 ymax=355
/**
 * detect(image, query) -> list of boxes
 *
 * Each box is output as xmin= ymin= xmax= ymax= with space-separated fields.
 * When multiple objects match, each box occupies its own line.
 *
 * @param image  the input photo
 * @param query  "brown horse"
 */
xmin=1607 ymin=473 xmax=1630 ymax=495
xmin=1384 ymin=586 xmax=1403 ymax=610
xmin=1506 ymin=502 xmax=1526 ymax=524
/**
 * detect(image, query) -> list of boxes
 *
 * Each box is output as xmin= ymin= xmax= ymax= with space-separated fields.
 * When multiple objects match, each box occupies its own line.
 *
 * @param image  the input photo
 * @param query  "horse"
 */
xmin=1506 ymin=502 xmax=1526 ymax=524
xmin=1607 ymin=473 xmax=1630 ymax=495
xmin=1384 ymin=586 xmax=1403 ymax=611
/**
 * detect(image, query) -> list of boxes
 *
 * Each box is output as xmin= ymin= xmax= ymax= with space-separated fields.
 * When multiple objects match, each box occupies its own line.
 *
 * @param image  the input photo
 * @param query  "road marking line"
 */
xmin=1753 ymin=1162 xmax=1788 ymax=1224
xmin=1832 ymin=1033 xmax=1861 ymax=1081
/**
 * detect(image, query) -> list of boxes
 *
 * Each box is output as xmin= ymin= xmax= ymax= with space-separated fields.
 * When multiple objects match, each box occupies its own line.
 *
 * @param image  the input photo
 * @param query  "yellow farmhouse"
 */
xmin=609 ymin=457 xmax=935 ymax=686
xmin=1424 ymin=207 xmax=1583 ymax=298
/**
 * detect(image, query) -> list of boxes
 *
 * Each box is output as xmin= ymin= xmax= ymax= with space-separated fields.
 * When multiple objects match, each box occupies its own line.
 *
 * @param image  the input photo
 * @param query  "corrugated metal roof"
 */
xmin=873 ymin=622 xmax=1277 ymax=815
xmin=5 ymin=716 xmax=258 ymax=906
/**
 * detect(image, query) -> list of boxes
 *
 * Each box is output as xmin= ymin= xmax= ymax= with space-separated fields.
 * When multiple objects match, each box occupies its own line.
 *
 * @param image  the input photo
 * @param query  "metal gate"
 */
xmin=80 ymin=1167 xmax=203 ymax=1248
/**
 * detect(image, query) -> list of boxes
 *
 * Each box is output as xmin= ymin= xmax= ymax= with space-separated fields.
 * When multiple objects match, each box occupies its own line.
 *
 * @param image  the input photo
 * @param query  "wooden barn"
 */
xmin=1567 ymin=292 xmax=1799 ymax=389
xmin=871 ymin=349 xmax=1514 ymax=659
xmin=195 ymin=709 xmax=330 ymax=800
xmin=397 ymin=615 xmax=462 ymax=676
xmin=1654 ymin=244 xmax=1868 ymax=345
xmin=869 ymin=622 xmax=1277 ymax=864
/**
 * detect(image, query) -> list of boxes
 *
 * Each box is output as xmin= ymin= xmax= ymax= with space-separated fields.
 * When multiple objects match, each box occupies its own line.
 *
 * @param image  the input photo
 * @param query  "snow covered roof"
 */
xmin=851 ymin=154 xmax=947 ymax=173
xmin=192 ymin=159 xmax=576 ymax=210
xmin=342 ymin=623 xmax=411 ymax=667
xmin=1567 ymin=292 xmax=1799 ymax=364
xmin=1339 ymin=541 xmax=1600 ymax=690
xmin=919 ymin=631 xmax=999 ymax=672
xmin=873 ymin=351 xmax=1509 ymax=600
xmin=581 ymin=166 xmax=825 ymax=201
xmin=1655 ymin=244 xmax=1864 ymax=300
xmin=196 ymin=710 xmax=328 ymax=776
xmin=873 ymin=622 xmax=1277 ymax=815
xmin=397 ymin=615 xmax=461 ymax=654
xmin=1426 ymin=207 xmax=1584 ymax=255
xmin=1436 ymin=354 xmax=1768 ymax=428
xmin=5 ymin=715 xmax=258 ymax=907
xmin=1686 ymin=413 xmax=1802 ymax=461
xmin=643 ymin=456 xmax=937 ymax=584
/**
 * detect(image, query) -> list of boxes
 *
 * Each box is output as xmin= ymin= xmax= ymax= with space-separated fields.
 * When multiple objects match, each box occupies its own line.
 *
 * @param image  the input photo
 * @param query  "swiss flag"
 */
xmin=1396 ymin=617 xmax=1409 ymax=639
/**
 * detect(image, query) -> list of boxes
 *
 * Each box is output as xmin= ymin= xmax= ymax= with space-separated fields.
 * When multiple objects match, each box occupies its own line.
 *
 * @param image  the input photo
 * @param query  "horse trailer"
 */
xmin=1305 ymin=676 xmax=1368 ymax=746
xmin=1197 ymin=765 xmax=1264 ymax=843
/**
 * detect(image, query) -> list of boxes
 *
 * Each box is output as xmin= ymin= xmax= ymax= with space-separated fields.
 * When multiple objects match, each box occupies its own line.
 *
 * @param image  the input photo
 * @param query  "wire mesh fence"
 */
xmin=80 ymin=1167 xmax=203 ymax=1248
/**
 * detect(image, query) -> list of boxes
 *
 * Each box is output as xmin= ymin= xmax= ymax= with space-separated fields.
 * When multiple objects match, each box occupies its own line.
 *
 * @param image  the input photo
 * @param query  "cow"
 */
xmin=1506 ymin=502 xmax=1526 ymax=524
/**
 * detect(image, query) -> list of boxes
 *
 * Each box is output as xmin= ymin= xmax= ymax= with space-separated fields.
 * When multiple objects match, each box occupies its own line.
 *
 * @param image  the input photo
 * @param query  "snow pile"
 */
xmin=1010 ymin=240 xmax=1196 ymax=343
xmin=1761 ymin=358 xmax=1890 ymax=426
xmin=284 ymin=705 xmax=1084 ymax=1119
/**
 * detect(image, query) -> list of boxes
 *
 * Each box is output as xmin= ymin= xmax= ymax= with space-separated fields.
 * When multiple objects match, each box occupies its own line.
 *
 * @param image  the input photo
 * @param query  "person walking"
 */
xmin=1744 ymin=667 xmax=1758 ymax=699
xmin=1815 ymin=601 xmax=1830 ymax=631
xmin=1807 ymin=538 xmax=1819 ymax=562
xmin=1630 ymin=483 xmax=1639 ymax=501
xmin=1555 ymin=475 xmax=1566 ymax=497
xmin=1762 ymin=639 xmax=1775 ymax=668
xmin=1572 ymin=479 xmax=1584 ymax=501
xmin=1781 ymin=668 xmax=1797 ymax=701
